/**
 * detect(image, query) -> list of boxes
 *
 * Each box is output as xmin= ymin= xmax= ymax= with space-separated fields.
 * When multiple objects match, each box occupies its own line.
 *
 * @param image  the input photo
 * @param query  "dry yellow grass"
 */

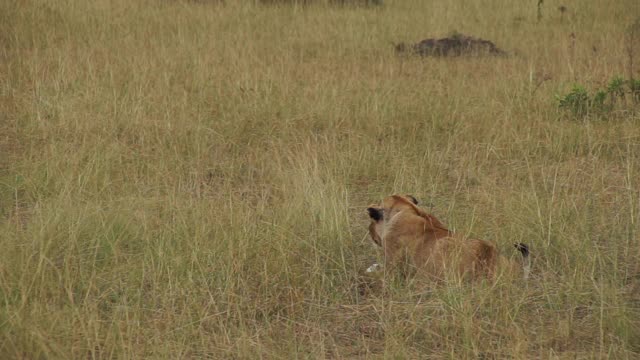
xmin=1 ymin=0 xmax=640 ymax=358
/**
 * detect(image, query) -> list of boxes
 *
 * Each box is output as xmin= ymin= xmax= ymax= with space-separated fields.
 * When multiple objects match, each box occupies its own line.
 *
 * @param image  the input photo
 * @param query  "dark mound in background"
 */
xmin=395 ymin=33 xmax=507 ymax=57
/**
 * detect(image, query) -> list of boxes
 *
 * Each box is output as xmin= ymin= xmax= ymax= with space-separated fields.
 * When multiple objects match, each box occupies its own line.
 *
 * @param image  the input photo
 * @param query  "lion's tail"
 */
xmin=513 ymin=243 xmax=531 ymax=280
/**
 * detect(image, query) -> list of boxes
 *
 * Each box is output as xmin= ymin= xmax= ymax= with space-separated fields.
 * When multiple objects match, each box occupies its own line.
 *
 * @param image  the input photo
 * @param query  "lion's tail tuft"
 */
xmin=513 ymin=243 xmax=531 ymax=280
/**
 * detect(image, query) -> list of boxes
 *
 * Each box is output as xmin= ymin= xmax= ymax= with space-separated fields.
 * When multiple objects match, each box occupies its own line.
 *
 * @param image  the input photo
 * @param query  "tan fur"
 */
xmin=367 ymin=195 xmax=523 ymax=282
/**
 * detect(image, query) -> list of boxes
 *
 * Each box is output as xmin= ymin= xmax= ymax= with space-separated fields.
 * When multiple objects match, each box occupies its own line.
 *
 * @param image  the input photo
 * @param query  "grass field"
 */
xmin=2 ymin=0 xmax=640 ymax=358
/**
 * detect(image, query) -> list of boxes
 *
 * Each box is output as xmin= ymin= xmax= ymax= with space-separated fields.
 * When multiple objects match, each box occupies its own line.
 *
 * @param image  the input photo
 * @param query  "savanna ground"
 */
xmin=1 ymin=0 xmax=640 ymax=358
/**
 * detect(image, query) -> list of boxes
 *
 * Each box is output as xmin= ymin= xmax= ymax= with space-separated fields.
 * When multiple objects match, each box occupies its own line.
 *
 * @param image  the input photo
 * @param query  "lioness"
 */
xmin=366 ymin=194 xmax=530 ymax=281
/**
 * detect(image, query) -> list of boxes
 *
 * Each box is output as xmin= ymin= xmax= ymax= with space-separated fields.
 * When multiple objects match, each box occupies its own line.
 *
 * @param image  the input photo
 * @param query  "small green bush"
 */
xmin=557 ymin=77 xmax=639 ymax=119
xmin=557 ymin=85 xmax=591 ymax=117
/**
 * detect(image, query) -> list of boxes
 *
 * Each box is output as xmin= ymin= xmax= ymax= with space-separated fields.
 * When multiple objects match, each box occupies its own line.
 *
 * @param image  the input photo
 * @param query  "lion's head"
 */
xmin=366 ymin=194 xmax=419 ymax=247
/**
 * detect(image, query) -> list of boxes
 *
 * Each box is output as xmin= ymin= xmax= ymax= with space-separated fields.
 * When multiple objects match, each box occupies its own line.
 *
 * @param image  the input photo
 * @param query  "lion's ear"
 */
xmin=406 ymin=195 xmax=419 ymax=205
xmin=367 ymin=207 xmax=383 ymax=221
